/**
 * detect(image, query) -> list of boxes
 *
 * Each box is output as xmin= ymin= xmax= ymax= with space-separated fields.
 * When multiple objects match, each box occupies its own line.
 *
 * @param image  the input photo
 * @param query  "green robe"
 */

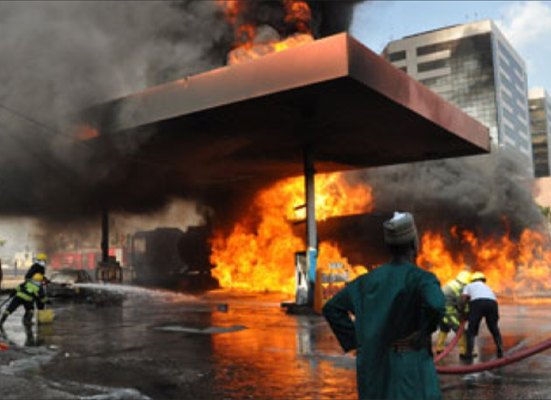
xmin=322 ymin=261 xmax=445 ymax=400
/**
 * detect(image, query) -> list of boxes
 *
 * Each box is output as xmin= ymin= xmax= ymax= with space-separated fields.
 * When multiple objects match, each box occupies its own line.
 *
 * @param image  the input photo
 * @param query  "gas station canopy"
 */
xmin=81 ymin=33 xmax=490 ymax=183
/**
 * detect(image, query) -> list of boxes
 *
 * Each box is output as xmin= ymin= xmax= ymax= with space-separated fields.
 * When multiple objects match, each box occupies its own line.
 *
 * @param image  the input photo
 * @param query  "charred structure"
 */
xmin=130 ymin=226 xmax=216 ymax=291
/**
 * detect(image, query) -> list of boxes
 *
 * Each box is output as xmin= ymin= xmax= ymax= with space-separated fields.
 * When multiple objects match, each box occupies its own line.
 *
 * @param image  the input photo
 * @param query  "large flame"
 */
xmin=210 ymin=173 xmax=373 ymax=294
xmin=217 ymin=0 xmax=315 ymax=65
xmin=417 ymin=225 xmax=551 ymax=296
xmin=76 ymin=124 xmax=99 ymax=140
xmin=211 ymin=169 xmax=551 ymax=298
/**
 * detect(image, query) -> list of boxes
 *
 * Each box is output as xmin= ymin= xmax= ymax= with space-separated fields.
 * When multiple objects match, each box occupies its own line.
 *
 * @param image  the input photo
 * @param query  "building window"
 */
xmin=416 ymin=42 xmax=450 ymax=56
xmin=388 ymin=50 xmax=406 ymax=62
xmin=420 ymin=77 xmax=440 ymax=86
xmin=418 ymin=58 xmax=450 ymax=73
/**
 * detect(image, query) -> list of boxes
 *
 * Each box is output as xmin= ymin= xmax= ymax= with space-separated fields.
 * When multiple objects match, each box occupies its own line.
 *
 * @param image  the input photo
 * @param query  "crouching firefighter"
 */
xmin=462 ymin=271 xmax=504 ymax=360
xmin=435 ymin=270 xmax=472 ymax=358
xmin=0 ymin=273 xmax=47 ymax=330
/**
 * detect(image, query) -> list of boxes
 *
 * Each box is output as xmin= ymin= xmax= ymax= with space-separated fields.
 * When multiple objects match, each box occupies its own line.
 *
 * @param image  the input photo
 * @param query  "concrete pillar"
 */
xmin=101 ymin=208 xmax=109 ymax=263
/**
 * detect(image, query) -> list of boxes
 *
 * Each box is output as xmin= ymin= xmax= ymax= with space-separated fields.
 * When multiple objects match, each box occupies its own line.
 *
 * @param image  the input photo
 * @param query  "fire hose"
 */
xmin=432 ymin=319 xmax=551 ymax=374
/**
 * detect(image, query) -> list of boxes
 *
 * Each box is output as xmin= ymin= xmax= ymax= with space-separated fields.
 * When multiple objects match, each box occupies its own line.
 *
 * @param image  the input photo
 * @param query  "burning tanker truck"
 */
xmin=130 ymin=226 xmax=218 ymax=291
xmin=210 ymin=149 xmax=551 ymax=301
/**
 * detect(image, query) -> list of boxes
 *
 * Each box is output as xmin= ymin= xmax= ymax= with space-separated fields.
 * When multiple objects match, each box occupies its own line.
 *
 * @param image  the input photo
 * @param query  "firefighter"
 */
xmin=435 ymin=270 xmax=471 ymax=358
xmin=25 ymin=253 xmax=48 ymax=281
xmin=462 ymin=271 xmax=504 ymax=359
xmin=0 ymin=273 xmax=47 ymax=330
xmin=323 ymin=212 xmax=445 ymax=399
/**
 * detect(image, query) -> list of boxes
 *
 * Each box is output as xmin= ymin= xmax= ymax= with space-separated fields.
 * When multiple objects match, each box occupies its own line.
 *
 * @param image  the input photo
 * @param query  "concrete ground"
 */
xmin=1 ymin=285 xmax=551 ymax=399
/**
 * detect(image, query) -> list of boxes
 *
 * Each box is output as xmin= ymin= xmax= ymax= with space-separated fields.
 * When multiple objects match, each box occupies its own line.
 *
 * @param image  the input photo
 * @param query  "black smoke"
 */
xmin=0 ymin=1 xmax=232 ymax=221
xmin=318 ymin=148 xmax=546 ymax=267
xmin=0 ymin=1 xmax=364 ymax=223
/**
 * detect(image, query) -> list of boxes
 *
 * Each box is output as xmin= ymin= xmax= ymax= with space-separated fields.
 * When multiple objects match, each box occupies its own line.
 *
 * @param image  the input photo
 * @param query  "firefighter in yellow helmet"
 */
xmin=25 ymin=253 xmax=48 ymax=281
xmin=0 ymin=273 xmax=47 ymax=330
xmin=435 ymin=270 xmax=472 ymax=358
xmin=462 ymin=271 xmax=503 ymax=359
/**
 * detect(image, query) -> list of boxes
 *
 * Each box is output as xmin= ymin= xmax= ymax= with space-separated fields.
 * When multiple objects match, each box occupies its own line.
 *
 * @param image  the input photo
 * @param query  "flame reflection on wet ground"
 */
xmin=2 ymin=287 xmax=551 ymax=399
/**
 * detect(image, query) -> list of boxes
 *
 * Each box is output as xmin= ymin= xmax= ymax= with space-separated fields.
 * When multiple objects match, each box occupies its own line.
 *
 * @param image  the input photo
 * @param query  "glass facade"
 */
xmin=495 ymin=38 xmax=532 ymax=162
xmin=382 ymin=21 xmax=534 ymax=177
xmin=529 ymin=92 xmax=551 ymax=177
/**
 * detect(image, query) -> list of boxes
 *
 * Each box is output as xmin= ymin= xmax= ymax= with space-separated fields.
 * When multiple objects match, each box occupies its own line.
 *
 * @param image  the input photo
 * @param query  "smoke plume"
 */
xmin=0 ymin=1 xmax=362 ymax=223
xmin=0 ymin=1 xmax=363 ymax=255
xmin=0 ymin=1 xmax=233 ymax=220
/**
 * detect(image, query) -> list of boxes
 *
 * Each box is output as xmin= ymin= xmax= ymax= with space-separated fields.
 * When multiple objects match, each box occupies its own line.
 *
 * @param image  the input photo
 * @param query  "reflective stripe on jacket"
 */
xmin=442 ymin=279 xmax=463 ymax=308
xmin=15 ymin=281 xmax=46 ymax=304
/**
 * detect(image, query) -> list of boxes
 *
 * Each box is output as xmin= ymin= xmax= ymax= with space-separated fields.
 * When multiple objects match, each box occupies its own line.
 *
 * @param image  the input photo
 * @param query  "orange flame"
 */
xmin=76 ymin=124 xmax=99 ymax=140
xmin=217 ymin=0 xmax=245 ymax=26
xmin=217 ymin=0 xmax=315 ymax=65
xmin=417 ymin=225 xmax=551 ymax=295
xmin=283 ymin=0 xmax=312 ymax=33
xmin=210 ymin=173 xmax=373 ymax=294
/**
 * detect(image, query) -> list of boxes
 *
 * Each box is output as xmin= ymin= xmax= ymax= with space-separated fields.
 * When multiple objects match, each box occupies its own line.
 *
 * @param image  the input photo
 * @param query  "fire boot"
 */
xmin=493 ymin=333 xmax=504 ymax=358
xmin=22 ymin=311 xmax=33 ymax=328
xmin=0 ymin=312 xmax=7 ymax=331
xmin=435 ymin=331 xmax=448 ymax=354
xmin=458 ymin=333 xmax=477 ymax=358
xmin=461 ymin=331 xmax=475 ymax=361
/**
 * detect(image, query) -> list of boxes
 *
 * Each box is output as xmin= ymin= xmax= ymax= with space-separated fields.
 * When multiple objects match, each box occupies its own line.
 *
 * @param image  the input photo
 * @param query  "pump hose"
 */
xmin=436 ymin=332 xmax=551 ymax=374
xmin=433 ymin=319 xmax=466 ymax=363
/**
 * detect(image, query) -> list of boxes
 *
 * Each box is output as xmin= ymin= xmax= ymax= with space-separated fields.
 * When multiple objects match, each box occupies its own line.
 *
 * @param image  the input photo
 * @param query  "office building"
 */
xmin=383 ymin=20 xmax=533 ymax=176
xmin=529 ymin=88 xmax=551 ymax=177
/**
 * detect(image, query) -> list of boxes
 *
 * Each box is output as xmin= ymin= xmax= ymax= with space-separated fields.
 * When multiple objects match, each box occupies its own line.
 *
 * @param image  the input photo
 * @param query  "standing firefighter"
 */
xmin=323 ymin=212 xmax=445 ymax=400
xmin=462 ymin=271 xmax=504 ymax=359
xmin=0 ymin=273 xmax=47 ymax=330
xmin=435 ymin=271 xmax=471 ymax=358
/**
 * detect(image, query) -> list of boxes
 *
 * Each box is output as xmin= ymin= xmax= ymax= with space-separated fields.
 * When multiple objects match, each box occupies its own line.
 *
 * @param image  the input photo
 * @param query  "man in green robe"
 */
xmin=323 ymin=212 xmax=445 ymax=400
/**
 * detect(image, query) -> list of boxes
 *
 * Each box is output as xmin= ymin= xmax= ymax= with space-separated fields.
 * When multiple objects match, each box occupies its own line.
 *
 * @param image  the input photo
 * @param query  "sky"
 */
xmin=351 ymin=1 xmax=551 ymax=93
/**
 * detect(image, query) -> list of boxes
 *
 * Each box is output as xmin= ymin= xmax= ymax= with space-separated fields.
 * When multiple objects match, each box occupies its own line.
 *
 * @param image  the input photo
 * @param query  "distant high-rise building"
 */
xmin=529 ymin=88 xmax=551 ymax=177
xmin=382 ymin=20 xmax=533 ymax=177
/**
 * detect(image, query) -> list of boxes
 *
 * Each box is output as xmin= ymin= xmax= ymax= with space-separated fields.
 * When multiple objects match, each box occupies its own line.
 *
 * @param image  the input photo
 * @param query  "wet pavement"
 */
xmin=1 ymin=285 xmax=551 ymax=399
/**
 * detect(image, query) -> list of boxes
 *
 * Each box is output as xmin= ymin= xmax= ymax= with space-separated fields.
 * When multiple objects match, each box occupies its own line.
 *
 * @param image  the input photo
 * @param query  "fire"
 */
xmin=76 ymin=124 xmax=99 ymax=140
xmin=417 ymin=225 xmax=551 ymax=295
xmin=217 ymin=1 xmax=244 ymax=26
xmin=217 ymin=0 xmax=315 ymax=65
xmin=210 ymin=168 xmax=551 ymax=298
xmin=210 ymin=173 xmax=373 ymax=294
xmin=283 ymin=0 xmax=312 ymax=33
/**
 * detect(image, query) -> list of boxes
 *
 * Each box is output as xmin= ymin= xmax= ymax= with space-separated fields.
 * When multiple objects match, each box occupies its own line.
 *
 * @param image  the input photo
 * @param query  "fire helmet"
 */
xmin=36 ymin=253 xmax=48 ymax=262
xmin=383 ymin=212 xmax=419 ymax=249
xmin=31 ymin=273 xmax=44 ymax=282
xmin=470 ymin=271 xmax=486 ymax=282
xmin=456 ymin=271 xmax=471 ymax=285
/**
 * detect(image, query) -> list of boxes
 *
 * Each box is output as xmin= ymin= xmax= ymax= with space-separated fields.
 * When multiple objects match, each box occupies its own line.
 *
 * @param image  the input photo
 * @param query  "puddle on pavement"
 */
xmin=3 ymin=289 xmax=551 ymax=399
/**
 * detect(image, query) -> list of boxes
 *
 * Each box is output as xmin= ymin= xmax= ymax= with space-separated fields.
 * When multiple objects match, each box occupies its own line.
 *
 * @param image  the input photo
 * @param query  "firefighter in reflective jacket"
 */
xmin=435 ymin=270 xmax=471 ymax=357
xmin=0 ymin=273 xmax=47 ymax=329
